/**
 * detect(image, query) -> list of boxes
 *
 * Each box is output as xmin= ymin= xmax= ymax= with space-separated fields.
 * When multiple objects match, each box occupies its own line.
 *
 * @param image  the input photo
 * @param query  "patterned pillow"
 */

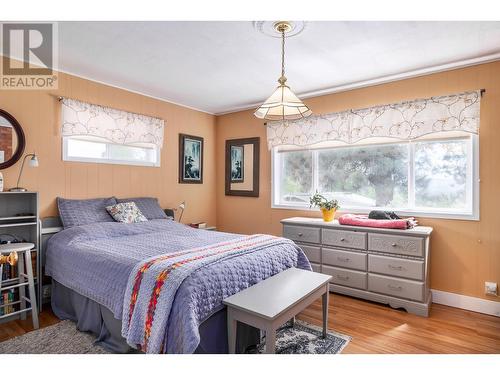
xmin=116 ymin=197 xmax=168 ymax=220
xmin=106 ymin=202 xmax=148 ymax=223
xmin=57 ymin=197 xmax=117 ymax=229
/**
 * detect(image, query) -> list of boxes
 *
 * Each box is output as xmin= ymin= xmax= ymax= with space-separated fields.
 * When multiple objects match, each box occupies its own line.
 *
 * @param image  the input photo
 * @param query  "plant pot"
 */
xmin=320 ymin=207 xmax=336 ymax=222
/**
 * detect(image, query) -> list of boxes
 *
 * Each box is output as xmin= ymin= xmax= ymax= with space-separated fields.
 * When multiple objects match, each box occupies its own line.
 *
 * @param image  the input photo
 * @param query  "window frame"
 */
xmin=62 ymin=136 xmax=161 ymax=168
xmin=271 ymin=135 xmax=479 ymax=221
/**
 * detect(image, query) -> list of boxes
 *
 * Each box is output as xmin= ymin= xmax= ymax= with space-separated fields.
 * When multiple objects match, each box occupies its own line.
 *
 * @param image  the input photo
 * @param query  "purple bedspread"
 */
xmin=45 ymin=219 xmax=311 ymax=353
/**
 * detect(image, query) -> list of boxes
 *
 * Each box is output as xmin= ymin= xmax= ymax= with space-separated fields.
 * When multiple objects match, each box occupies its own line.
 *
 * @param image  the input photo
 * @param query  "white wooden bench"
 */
xmin=223 ymin=267 xmax=332 ymax=354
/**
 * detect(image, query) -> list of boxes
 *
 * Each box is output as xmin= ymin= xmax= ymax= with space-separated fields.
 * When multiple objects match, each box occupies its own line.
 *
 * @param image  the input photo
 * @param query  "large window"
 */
xmin=273 ymin=136 xmax=478 ymax=220
xmin=63 ymin=136 xmax=160 ymax=167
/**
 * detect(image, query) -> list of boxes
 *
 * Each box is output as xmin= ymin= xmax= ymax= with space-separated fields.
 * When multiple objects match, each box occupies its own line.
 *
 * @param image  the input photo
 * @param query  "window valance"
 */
xmin=266 ymin=90 xmax=481 ymax=149
xmin=61 ymin=98 xmax=165 ymax=148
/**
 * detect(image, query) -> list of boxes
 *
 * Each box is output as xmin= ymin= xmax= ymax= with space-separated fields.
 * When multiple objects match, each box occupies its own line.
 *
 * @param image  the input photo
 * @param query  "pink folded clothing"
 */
xmin=338 ymin=214 xmax=417 ymax=229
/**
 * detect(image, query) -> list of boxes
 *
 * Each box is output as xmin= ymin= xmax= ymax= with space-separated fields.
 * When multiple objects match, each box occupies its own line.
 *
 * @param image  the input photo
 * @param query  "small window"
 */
xmin=272 ymin=136 xmax=478 ymax=220
xmin=62 ymin=136 xmax=160 ymax=167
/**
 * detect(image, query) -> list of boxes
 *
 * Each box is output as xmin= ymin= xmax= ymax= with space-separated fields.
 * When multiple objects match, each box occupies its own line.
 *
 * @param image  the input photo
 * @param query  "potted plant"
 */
xmin=310 ymin=192 xmax=340 ymax=222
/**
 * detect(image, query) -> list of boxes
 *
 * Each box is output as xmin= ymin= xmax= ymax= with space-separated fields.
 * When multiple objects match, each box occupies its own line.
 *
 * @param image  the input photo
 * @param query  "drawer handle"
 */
xmin=387 ymin=284 xmax=403 ymax=291
xmin=337 ymin=256 xmax=350 ymax=262
xmin=297 ymin=233 xmax=303 ymax=237
xmin=340 ymin=238 xmax=346 ymax=242
xmin=337 ymin=275 xmax=350 ymax=281
xmin=388 ymin=264 xmax=404 ymax=271
xmin=391 ymin=243 xmax=397 ymax=247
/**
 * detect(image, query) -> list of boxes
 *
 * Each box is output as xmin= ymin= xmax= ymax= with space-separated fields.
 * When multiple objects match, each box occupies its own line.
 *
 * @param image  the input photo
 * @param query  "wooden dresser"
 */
xmin=281 ymin=217 xmax=433 ymax=317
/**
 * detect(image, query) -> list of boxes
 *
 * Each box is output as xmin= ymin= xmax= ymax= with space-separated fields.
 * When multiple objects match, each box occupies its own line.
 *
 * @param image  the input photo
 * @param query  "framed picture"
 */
xmin=230 ymin=145 xmax=244 ymax=182
xmin=179 ymin=133 xmax=203 ymax=184
xmin=225 ymin=137 xmax=260 ymax=197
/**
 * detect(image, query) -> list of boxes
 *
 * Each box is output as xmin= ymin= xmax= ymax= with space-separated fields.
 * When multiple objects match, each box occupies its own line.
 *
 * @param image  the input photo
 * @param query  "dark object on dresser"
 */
xmin=368 ymin=210 xmax=401 ymax=220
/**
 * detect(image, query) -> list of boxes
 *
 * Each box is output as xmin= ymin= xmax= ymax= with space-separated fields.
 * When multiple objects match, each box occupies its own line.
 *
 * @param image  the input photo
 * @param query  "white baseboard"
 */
xmin=431 ymin=289 xmax=500 ymax=317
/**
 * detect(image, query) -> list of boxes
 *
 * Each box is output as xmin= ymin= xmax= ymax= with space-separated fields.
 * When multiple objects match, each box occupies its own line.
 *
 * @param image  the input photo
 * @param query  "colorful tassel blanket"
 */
xmin=121 ymin=234 xmax=293 ymax=353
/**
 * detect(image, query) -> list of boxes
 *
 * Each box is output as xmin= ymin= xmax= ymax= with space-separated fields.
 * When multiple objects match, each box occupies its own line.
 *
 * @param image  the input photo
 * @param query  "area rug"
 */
xmin=252 ymin=320 xmax=351 ymax=354
xmin=0 ymin=319 xmax=351 ymax=354
xmin=0 ymin=320 xmax=109 ymax=354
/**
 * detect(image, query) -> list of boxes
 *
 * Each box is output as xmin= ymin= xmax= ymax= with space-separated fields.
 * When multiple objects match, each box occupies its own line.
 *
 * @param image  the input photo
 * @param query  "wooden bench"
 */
xmin=223 ymin=267 xmax=332 ymax=354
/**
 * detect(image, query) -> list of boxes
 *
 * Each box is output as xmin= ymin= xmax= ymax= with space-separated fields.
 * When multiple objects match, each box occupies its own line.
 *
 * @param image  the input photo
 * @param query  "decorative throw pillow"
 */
xmin=116 ymin=197 xmax=168 ymax=220
xmin=106 ymin=202 xmax=148 ymax=223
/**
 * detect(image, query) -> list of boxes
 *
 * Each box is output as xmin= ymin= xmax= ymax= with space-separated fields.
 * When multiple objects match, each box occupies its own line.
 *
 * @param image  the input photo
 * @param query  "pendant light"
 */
xmin=254 ymin=21 xmax=312 ymax=121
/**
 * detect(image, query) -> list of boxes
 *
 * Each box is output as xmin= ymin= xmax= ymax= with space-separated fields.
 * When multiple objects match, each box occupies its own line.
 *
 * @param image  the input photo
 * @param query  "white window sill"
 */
xmin=271 ymin=203 xmax=479 ymax=221
xmin=63 ymin=155 xmax=160 ymax=168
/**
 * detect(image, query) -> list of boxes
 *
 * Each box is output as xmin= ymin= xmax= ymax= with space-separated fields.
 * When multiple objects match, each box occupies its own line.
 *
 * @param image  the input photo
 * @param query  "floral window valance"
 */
xmin=266 ymin=90 xmax=481 ymax=149
xmin=61 ymin=98 xmax=165 ymax=148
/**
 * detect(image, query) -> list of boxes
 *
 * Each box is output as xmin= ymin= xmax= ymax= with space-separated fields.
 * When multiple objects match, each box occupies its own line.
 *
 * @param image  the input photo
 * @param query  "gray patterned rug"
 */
xmin=252 ymin=320 xmax=351 ymax=354
xmin=0 ymin=319 xmax=350 ymax=354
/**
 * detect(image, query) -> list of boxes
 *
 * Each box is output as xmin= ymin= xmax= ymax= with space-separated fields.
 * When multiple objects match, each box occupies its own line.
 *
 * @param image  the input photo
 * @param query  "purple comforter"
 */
xmin=45 ymin=219 xmax=311 ymax=353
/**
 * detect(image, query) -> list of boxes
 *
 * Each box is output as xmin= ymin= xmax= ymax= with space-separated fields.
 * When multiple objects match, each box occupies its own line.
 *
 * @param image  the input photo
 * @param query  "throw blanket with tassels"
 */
xmin=122 ymin=234 xmax=295 ymax=353
xmin=338 ymin=213 xmax=417 ymax=229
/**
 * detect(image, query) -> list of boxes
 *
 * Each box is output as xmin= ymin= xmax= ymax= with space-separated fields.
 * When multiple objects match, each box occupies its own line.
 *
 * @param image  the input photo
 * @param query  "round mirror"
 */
xmin=0 ymin=109 xmax=25 ymax=169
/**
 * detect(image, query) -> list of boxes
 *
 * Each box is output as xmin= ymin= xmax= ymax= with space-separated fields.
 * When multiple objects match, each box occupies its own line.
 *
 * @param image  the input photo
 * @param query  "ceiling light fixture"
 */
xmin=254 ymin=21 xmax=312 ymax=121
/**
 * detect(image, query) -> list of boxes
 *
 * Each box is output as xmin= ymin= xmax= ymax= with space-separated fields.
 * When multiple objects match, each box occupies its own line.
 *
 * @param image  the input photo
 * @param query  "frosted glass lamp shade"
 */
xmin=254 ymin=84 xmax=312 ymax=121
xmin=28 ymin=155 xmax=39 ymax=167
xmin=8 ymin=153 xmax=39 ymax=192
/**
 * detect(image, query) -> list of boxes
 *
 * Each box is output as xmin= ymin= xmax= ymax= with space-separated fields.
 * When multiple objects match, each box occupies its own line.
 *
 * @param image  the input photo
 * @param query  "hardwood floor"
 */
xmin=298 ymin=294 xmax=500 ymax=354
xmin=1 ymin=295 xmax=499 ymax=353
xmin=0 ymin=307 xmax=59 ymax=343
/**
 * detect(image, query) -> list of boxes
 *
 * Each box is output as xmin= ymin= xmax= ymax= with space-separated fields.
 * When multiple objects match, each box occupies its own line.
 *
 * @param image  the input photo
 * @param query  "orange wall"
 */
xmin=216 ymin=61 xmax=500 ymax=302
xmin=0 ymin=71 xmax=217 ymax=226
xmin=1 ymin=59 xmax=499 ymax=302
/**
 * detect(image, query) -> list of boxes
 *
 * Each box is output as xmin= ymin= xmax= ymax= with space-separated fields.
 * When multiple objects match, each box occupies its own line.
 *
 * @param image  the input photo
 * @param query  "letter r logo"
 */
xmin=2 ymin=23 xmax=53 ymax=75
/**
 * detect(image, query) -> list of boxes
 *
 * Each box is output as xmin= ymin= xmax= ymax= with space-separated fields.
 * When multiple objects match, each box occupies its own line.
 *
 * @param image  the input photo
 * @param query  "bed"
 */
xmin=44 ymin=197 xmax=311 ymax=354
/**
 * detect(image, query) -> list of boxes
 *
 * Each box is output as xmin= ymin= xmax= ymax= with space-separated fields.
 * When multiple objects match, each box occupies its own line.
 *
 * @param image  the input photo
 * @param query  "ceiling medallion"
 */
xmin=253 ymin=21 xmax=307 ymax=38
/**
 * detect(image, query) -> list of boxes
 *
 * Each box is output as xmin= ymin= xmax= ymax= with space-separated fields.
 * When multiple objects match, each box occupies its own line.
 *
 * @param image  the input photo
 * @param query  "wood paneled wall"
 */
xmin=0 ymin=70 xmax=217 ymax=226
xmin=216 ymin=61 xmax=500 ymax=302
xmin=1 ymin=57 xmax=499 ymax=303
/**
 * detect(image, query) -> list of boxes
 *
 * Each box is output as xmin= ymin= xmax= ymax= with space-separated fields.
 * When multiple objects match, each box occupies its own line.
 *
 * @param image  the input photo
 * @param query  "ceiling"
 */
xmin=55 ymin=21 xmax=500 ymax=114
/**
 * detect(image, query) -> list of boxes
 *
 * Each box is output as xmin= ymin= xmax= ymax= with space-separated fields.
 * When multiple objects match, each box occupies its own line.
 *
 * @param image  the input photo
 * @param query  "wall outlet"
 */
xmin=485 ymin=282 xmax=498 ymax=296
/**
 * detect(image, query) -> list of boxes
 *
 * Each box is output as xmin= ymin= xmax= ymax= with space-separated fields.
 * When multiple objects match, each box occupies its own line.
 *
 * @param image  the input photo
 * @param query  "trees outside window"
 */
xmin=273 ymin=136 xmax=475 ymax=219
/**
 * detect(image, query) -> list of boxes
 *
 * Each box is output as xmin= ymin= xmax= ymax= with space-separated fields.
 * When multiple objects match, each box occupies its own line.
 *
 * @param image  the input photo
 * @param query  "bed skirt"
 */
xmin=51 ymin=280 xmax=260 ymax=353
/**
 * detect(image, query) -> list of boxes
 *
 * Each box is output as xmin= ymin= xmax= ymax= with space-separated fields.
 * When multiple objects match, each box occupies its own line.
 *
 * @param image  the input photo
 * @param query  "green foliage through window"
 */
xmin=275 ymin=137 xmax=473 ymax=216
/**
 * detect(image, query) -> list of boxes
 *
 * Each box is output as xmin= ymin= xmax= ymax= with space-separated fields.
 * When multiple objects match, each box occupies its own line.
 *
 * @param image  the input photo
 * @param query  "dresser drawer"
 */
xmin=311 ymin=263 xmax=321 ymax=273
xmin=283 ymin=225 xmax=320 ymax=244
xmin=322 ymin=229 xmax=367 ymax=250
xmin=368 ymin=274 xmax=424 ymax=301
xmin=300 ymin=245 xmax=321 ymax=263
xmin=322 ymin=265 xmax=367 ymax=290
xmin=368 ymin=233 xmax=424 ymax=257
xmin=323 ymin=248 xmax=367 ymax=271
xmin=368 ymin=254 xmax=424 ymax=280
